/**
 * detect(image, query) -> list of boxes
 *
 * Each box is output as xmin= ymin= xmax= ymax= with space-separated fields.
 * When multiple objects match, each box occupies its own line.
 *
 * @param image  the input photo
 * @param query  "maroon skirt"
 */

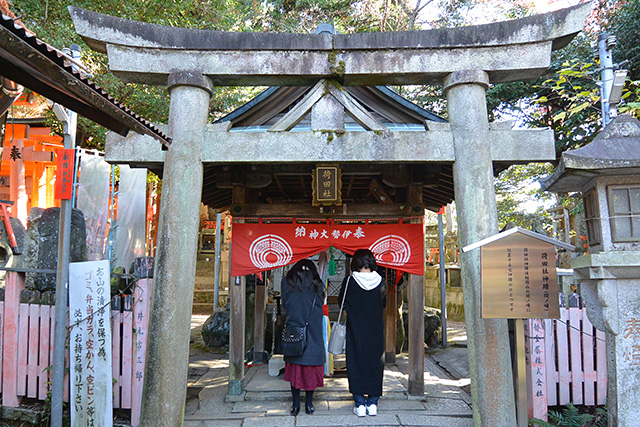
xmin=284 ymin=362 xmax=324 ymax=390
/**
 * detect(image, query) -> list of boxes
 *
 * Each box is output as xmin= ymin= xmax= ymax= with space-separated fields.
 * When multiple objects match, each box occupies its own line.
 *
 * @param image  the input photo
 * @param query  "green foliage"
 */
xmin=495 ymin=163 xmax=555 ymax=232
xmin=488 ymin=0 xmax=640 ymax=229
xmin=513 ymin=1 xmax=640 ymax=158
xmin=9 ymin=0 xmax=282 ymax=148
xmin=392 ymin=84 xmax=447 ymax=117
xmin=529 ymin=403 xmax=607 ymax=427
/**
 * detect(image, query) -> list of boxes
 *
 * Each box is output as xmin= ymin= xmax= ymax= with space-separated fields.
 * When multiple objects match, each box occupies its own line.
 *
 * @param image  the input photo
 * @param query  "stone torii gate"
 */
xmin=70 ymin=4 xmax=590 ymax=426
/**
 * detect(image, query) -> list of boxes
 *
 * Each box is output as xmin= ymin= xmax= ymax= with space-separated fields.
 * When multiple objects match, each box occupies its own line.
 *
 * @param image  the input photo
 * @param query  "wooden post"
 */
xmin=131 ymin=278 xmax=153 ymax=426
xmin=2 ymin=271 xmax=25 ymax=406
xmin=384 ymin=270 xmax=397 ymax=364
xmin=253 ymin=279 xmax=267 ymax=364
xmin=9 ymin=138 xmax=28 ymax=225
xmin=407 ymin=185 xmax=425 ymax=395
xmin=514 ymin=318 xmax=528 ymax=427
xmin=526 ymin=319 xmax=548 ymax=421
xmin=229 ymin=185 xmax=246 ymax=395
xmin=408 ymin=272 xmax=425 ymax=396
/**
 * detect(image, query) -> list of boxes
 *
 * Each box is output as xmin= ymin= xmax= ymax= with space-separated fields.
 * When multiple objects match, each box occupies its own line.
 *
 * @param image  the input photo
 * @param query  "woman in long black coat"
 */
xmin=281 ymin=259 xmax=325 ymax=416
xmin=338 ymin=249 xmax=386 ymax=417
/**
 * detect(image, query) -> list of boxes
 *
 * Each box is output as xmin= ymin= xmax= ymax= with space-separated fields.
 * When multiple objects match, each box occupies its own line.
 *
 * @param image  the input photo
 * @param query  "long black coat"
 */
xmin=281 ymin=276 xmax=325 ymax=366
xmin=339 ymin=275 xmax=386 ymax=396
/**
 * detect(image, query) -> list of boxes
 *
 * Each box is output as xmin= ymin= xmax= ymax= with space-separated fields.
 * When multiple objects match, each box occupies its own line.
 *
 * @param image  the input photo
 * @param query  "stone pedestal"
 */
xmin=573 ymin=252 xmax=640 ymax=427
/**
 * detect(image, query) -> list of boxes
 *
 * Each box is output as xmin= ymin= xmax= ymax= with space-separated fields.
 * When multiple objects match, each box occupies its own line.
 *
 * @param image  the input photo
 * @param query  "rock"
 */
xmin=0 ymin=217 xmax=26 ymax=285
xmin=424 ymin=307 xmax=442 ymax=348
xmin=201 ymin=308 xmax=230 ymax=348
xmin=15 ymin=207 xmax=87 ymax=291
xmin=402 ymin=306 xmax=442 ymax=348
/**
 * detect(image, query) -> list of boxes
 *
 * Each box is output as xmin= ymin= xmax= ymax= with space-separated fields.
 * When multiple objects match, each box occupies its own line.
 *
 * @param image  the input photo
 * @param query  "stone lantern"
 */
xmin=540 ymin=114 xmax=640 ymax=427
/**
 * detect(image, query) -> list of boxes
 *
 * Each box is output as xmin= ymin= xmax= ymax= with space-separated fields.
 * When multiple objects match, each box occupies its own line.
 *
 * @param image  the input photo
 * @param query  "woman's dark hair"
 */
xmin=285 ymin=259 xmax=323 ymax=295
xmin=351 ymin=249 xmax=377 ymax=272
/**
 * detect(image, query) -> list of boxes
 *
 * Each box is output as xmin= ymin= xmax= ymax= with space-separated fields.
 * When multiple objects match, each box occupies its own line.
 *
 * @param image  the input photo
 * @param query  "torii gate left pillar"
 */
xmin=139 ymin=72 xmax=212 ymax=426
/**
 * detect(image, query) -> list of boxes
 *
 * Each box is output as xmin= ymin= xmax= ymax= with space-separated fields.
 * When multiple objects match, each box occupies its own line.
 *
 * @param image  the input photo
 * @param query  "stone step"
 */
xmin=195 ymin=260 xmax=214 ymax=270
xmin=194 ymin=289 xmax=215 ymax=303
xmin=192 ymin=302 xmax=214 ymax=315
xmin=194 ymin=275 xmax=215 ymax=287
xmin=243 ymin=390 xmax=407 ymax=402
xmin=184 ymin=413 xmax=473 ymax=427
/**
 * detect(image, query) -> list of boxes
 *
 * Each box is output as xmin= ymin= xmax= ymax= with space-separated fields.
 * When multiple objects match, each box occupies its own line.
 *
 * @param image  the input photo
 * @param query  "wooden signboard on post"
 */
xmin=312 ymin=165 xmax=341 ymax=206
xmin=55 ymin=148 xmax=75 ymax=200
xmin=462 ymin=227 xmax=574 ymax=427
xmin=479 ymin=232 xmax=561 ymax=319
xmin=462 ymin=227 xmax=573 ymax=320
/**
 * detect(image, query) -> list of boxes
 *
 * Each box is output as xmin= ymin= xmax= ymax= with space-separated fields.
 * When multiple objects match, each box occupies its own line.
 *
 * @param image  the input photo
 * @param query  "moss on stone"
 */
xmin=327 ymin=51 xmax=345 ymax=79
xmin=318 ymin=130 xmax=335 ymax=142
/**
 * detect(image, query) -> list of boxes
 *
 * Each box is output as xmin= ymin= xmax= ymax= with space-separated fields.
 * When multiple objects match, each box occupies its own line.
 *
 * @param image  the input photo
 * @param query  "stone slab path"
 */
xmin=185 ymin=316 xmax=472 ymax=427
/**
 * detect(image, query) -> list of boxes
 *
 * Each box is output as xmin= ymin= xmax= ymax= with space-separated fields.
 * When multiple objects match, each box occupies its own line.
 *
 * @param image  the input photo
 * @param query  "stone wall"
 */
xmin=424 ymin=265 xmax=465 ymax=321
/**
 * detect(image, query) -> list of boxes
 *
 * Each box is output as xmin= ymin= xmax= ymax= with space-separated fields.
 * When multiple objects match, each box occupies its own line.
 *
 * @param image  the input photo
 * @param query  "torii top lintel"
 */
xmin=69 ymin=3 xmax=591 ymax=87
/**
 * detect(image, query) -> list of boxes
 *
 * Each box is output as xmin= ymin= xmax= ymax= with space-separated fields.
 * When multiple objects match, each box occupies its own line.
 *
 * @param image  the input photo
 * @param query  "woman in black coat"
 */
xmin=338 ymin=249 xmax=386 ymax=417
xmin=281 ymin=259 xmax=325 ymax=416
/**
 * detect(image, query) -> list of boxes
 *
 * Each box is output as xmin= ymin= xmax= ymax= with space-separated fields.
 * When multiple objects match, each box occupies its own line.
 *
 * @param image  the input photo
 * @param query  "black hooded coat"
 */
xmin=338 ymin=275 xmax=386 ymax=396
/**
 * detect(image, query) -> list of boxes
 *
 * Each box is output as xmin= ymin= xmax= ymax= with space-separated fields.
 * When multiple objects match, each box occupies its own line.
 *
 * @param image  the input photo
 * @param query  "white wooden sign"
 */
xmin=69 ymin=260 xmax=113 ymax=427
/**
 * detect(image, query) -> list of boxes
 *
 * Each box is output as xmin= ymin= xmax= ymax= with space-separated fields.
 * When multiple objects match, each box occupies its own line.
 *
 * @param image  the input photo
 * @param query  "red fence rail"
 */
xmin=526 ymin=306 xmax=607 ymax=421
xmin=0 ymin=271 xmax=151 ymax=426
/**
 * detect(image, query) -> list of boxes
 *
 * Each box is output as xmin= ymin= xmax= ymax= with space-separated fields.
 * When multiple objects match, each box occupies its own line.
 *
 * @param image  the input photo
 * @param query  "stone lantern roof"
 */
xmin=540 ymin=114 xmax=640 ymax=193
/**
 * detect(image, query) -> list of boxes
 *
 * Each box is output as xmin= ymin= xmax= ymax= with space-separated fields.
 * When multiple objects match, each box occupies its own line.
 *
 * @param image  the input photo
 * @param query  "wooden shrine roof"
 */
xmin=199 ymin=85 xmax=454 ymax=214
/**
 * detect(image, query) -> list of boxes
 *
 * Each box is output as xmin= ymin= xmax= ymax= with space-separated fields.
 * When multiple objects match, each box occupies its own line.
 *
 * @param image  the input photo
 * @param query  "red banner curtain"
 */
xmin=230 ymin=221 xmax=424 ymax=276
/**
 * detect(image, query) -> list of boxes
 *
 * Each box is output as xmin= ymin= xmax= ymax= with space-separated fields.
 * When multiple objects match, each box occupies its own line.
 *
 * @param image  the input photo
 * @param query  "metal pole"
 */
xmin=438 ymin=209 xmax=447 ymax=347
xmin=598 ymin=32 xmax=615 ymax=128
xmin=51 ymin=44 xmax=80 ymax=427
xmin=213 ymin=211 xmax=222 ymax=309
xmin=514 ymin=318 xmax=528 ymax=427
xmin=71 ymin=147 xmax=80 ymax=208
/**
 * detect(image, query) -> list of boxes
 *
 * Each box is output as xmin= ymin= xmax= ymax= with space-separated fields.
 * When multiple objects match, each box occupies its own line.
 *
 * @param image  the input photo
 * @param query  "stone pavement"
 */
xmin=185 ymin=316 xmax=472 ymax=427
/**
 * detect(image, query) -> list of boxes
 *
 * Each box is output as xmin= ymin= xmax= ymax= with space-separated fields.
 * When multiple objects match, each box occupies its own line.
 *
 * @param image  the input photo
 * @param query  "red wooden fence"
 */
xmin=526 ymin=306 xmax=607 ymax=422
xmin=0 ymin=271 xmax=151 ymax=426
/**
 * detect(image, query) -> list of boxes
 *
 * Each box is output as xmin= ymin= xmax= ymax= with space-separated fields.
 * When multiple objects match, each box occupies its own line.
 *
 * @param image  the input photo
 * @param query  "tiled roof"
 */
xmin=0 ymin=13 xmax=170 ymax=147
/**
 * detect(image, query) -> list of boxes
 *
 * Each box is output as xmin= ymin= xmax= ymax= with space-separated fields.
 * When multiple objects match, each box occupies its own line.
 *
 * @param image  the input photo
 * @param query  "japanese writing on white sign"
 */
xmin=69 ymin=260 xmax=113 ymax=427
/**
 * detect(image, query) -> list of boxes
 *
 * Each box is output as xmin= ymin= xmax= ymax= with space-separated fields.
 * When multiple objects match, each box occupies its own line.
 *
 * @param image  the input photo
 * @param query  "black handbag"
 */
xmin=280 ymin=293 xmax=317 ymax=357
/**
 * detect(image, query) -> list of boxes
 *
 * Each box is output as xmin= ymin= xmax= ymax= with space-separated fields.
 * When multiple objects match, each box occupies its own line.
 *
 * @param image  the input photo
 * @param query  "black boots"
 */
xmin=305 ymin=390 xmax=315 ymax=414
xmin=290 ymin=386 xmax=301 ymax=416
xmin=290 ymin=387 xmax=315 ymax=415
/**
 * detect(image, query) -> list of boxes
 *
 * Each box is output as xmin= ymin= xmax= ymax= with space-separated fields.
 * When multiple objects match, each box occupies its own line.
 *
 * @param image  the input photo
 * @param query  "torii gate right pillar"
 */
xmin=445 ymin=70 xmax=517 ymax=426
